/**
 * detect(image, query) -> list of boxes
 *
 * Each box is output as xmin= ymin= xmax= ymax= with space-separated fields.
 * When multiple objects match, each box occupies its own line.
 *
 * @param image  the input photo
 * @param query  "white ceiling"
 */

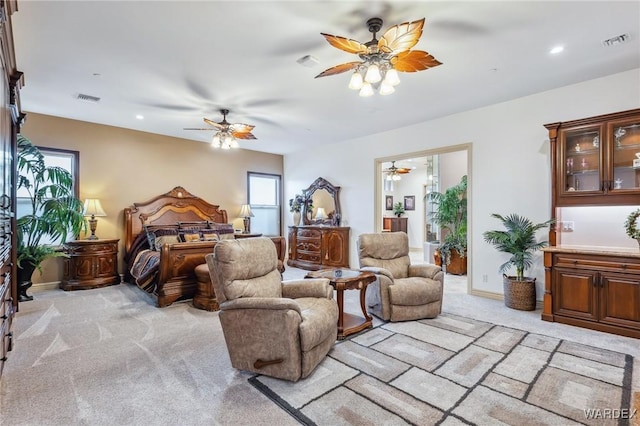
xmin=12 ymin=1 xmax=640 ymax=155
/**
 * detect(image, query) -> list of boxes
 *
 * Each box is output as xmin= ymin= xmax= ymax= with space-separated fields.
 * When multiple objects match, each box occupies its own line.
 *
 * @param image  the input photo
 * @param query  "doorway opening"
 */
xmin=375 ymin=144 xmax=471 ymax=289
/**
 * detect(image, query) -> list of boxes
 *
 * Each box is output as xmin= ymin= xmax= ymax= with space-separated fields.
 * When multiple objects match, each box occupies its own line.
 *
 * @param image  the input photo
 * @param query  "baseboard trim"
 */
xmin=31 ymin=281 xmax=61 ymax=292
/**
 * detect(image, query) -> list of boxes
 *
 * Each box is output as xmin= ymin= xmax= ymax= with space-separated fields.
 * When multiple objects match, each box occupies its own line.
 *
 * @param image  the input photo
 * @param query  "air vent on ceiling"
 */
xmin=75 ymin=93 xmax=101 ymax=103
xmin=602 ymin=34 xmax=630 ymax=47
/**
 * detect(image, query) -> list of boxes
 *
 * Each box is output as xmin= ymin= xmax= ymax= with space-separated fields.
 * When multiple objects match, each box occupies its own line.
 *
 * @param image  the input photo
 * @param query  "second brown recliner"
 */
xmin=358 ymin=232 xmax=444 ymax=322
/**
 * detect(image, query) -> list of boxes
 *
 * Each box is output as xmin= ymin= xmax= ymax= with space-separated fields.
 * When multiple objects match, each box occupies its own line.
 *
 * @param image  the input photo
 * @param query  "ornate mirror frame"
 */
xmin=302 ymin=177 xmax=342 ymax=226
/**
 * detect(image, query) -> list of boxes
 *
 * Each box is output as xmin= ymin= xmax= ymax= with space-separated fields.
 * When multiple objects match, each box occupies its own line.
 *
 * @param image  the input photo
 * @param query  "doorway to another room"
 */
xmin=376 ymin=145 xmax=470 ymax=287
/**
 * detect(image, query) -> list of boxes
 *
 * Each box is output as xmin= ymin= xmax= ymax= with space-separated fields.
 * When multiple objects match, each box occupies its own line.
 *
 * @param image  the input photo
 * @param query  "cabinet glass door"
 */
xmin=561 ymin=126 xmax=602 ymax=193
xmin=610 ymin=118 xmax=640 ymax=191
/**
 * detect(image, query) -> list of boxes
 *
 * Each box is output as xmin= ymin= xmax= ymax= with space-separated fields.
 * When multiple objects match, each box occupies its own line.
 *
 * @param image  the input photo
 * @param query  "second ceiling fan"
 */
xmin=184 ymin=109 xmax=256 ymax=149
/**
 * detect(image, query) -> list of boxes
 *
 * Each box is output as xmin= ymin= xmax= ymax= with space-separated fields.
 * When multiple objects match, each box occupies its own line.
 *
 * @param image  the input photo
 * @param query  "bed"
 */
xmin=123 ymin=186 xmax=229 ymax=307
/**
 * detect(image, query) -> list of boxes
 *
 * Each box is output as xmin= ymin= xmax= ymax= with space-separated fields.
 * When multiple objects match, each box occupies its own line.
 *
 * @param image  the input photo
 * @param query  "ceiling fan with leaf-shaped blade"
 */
xmin=316 ymin=17 xmax=442 ymax=96
xmin=384 ymin=161 xmax=412 ymax=181
xmin=184 ymin=109 xmax=256 ymax=149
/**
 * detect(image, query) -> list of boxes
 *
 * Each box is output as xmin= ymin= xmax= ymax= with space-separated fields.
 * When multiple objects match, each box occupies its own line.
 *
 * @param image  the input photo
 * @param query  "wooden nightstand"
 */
xmin=61 ymin=239 xmax=120 ymax=291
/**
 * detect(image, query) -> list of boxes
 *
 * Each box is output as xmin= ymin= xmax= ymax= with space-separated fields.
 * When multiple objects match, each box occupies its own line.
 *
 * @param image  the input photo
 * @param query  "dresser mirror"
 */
xmin=302 ymin=177 xmax=341 ymax=226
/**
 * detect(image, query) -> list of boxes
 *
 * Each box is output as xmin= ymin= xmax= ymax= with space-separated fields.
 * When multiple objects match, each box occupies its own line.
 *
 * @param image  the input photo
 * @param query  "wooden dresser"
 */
xmin=287 ymin=226 xmax=350 ymax=270
xmin=61 ymin=239 xmax=120 ymax=291
xmin=541 ymin=246 xmax=640 ymax=339
xmin=383 ymin=217 xmax=407 ymax=233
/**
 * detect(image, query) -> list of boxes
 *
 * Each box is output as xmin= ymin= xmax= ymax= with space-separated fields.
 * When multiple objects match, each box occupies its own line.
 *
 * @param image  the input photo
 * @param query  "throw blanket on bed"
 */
xmin=129 ymin=249 xmax=160 ymax=293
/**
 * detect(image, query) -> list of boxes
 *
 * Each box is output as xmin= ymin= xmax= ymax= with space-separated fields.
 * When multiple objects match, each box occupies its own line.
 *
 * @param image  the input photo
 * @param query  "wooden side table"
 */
xmin=61 ymin=239 xmax=120 ymax=291
xmin=305 ymin=268 xmax=376 ymax=339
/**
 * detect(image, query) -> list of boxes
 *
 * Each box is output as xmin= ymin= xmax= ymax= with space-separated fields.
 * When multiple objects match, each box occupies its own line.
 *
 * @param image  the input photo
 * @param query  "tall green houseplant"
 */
xmin=427 ymin=175 xmax=467 ymax=273
xmin=483 ymin=213 xmax=553 ymax=310
xmin=16 ymin=134 xmax=85 ymax=300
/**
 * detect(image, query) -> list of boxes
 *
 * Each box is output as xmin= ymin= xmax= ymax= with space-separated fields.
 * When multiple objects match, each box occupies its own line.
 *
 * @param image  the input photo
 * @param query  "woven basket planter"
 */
xmin=503 ymin=274 xmax=536 ymax=311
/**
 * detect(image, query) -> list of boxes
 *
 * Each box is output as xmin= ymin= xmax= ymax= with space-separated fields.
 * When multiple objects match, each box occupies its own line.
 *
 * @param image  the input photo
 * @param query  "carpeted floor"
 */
xmin=251 ymin=313 xmax=634 ymax=426
xmin=0 ymin=268 xmax=638 ymax=425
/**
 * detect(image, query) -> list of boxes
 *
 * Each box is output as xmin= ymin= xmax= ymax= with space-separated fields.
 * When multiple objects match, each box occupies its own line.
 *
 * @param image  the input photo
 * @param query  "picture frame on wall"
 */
xmin=404 ymin=195 xmax=415 ymax=211
xmin=385 ymin=195 xmax=393 ymax=210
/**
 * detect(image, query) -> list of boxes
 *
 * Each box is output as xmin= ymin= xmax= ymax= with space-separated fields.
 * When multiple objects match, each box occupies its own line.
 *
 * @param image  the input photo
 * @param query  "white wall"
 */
xmin=284 ymin=69 xmax=640 ymax=299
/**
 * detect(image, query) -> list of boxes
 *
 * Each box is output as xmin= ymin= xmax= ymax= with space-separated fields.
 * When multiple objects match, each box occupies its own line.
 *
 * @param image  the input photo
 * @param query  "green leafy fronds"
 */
xmin=483 ymin=213 xmax=554 ymax=280
xmin=16 ymin=134 xmax=86 ymax=271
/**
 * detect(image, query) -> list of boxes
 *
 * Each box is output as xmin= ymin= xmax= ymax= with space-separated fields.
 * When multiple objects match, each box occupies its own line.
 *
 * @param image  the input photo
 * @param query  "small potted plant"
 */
xmin=393 ymin=202 xmax=405 ymax=218
xmin=483 ymin=213 xmax=553 ymax=310
xmin=289 ymin=194 xmax=304 ymax=226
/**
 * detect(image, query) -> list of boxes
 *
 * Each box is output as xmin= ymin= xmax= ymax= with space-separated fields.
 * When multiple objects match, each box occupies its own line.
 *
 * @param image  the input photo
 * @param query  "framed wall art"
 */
xmin=385 ymin=195 xmax=393 ymax=210
xmin=404 ymin=195 xmax=415 ymax=211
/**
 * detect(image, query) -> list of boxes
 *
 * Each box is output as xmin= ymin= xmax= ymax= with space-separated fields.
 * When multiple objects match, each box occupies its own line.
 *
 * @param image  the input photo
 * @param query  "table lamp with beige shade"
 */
xmin=83 ymin=198 xmax=106 ymax=240
xmin=239 ymin=204 xmax=254 ymax=234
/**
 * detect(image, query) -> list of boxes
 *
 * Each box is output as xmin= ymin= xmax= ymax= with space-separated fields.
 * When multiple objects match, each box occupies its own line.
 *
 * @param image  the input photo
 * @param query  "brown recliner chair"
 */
xmin=358 ymin=232 xmax=444 ymax=322
xmin=206 ymin=237 xmax=338 ymax=382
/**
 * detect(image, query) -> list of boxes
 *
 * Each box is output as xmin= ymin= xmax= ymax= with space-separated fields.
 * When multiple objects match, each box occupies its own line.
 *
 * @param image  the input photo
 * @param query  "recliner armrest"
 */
xmin=282 ymin=278 xmax=332 ymax=299
xmin=220 ymin=297 xmax=301 ymax=314
xmin=409 ymin=264 xmax=442 ymax=280
xmin=360 ymin=266 xmax=394 ymax=281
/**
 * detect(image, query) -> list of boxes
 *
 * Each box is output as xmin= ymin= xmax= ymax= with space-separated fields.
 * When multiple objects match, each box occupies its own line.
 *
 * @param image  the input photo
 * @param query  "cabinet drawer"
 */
xmin=553 ymin=254 xmax=640 ymax=273
xmin=297 ymin=229 xmax=321 ymax=239
xmin=65 ymin=242 xmax=116 ymax=255
xmin=297 ymin=251 xmax=322 ymax=263
xmin=296 ymin=240 xmax=321 ymax=253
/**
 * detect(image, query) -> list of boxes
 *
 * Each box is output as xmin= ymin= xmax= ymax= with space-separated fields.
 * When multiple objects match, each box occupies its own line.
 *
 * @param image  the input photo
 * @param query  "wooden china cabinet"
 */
xmin=542 ymin=108 xmax=640 ymax=339
xmin=546 ymin=108 xmax=640 ymax=207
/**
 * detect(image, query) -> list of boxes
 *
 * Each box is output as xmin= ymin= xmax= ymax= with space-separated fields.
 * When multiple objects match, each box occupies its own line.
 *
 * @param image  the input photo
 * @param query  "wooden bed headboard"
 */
xmin=123 ymin=186 xmax=228 ymax=253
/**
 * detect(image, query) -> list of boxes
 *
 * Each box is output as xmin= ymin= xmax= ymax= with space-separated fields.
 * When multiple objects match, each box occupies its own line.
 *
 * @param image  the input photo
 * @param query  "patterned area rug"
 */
xmin=249 ymin=313 xmax=635 ymax=426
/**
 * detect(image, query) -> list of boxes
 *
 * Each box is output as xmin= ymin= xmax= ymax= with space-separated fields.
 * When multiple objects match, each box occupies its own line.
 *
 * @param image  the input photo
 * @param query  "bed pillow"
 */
xmin=144 ymin=225 xmax=179 ymax=249
xmin=200 ymin=229 xmax=219 ymax=241
xmin=178 ymin=232 xmax=201 ymax=242
xmin=154 ymin=235 xmax=180 ymax=250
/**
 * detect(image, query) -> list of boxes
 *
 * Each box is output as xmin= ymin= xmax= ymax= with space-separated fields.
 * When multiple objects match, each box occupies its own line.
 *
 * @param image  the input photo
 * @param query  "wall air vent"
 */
xmin=75 ymin=93 xmax=101 ymax=103
xmin=602 ymin=34 xmax=630 ymax=47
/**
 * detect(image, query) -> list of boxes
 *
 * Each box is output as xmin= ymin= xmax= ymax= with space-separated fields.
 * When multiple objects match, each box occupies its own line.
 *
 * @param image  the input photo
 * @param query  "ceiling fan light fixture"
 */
xmin=359 ymin=82 xmax=374 ymax=97
xmin=211 ymin=133 xmax=221 ymax=148
xmin=348 ymin=72 xmax=364 ymax=90
xmin=364 ymin=63 xmax=382 ymax=83
xmin=379 ymin=81 xmax=395 ymax=96
xmin=316 ymin=17 xmax=441 ymax=97
xmin=384 ymin=68 xmax=400 ymax=86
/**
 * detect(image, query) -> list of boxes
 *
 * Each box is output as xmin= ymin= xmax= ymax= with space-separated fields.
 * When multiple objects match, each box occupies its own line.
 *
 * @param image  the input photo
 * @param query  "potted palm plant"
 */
xmin=16 ymin=134 xmax=85 ymax=301
xmin=393 ymin=202 xmax=405 ymax=217
xmin=427 ymin=175 xmax=467 ymax=275
xmin=483 ymin=213 xmax=553 ymax=310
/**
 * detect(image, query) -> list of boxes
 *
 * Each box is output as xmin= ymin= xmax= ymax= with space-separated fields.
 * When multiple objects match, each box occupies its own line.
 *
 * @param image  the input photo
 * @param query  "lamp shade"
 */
xmin=315 ymin=207 xmax=328 ymax=220
xmin=83 ymin=199 xmax=106 ymax=217
xmin=239 ymin=204 xmax=254 ymax=218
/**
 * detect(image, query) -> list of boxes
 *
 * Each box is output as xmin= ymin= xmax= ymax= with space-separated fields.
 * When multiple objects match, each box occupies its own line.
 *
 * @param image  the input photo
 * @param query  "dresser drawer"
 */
xmin=296 ymin=239 xmax=321 ymax=253
xmin=297 ymin=251 xmax=322 ymax=263
xmin=297 ymin=229 xmax=321 ymax=239
xmin=554 ymin=254 xmax=640 ymax=274
xmin=64 ymin=241 xmax=117 ymax=255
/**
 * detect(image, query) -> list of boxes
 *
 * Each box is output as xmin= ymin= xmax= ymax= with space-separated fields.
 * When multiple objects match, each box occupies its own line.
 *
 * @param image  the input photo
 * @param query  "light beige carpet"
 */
xmin=2 ymin=270 xmax=639 ymax=426
xmin=251 ymin=313 xmax=635 ymax=426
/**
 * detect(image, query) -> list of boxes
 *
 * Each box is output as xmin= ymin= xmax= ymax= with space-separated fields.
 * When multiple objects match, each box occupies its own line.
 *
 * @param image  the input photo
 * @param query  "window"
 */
xmin=247 ymin=172 xmax=281 ymax=236
xmin=17 ymin=146 xmax=79 ymax=245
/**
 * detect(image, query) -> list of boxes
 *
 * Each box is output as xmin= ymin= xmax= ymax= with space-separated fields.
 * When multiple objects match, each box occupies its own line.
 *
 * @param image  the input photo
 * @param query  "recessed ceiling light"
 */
xmin=549 ymin=45 xmax=564 ymax=55
xmin=135 ymin=115 xmax=144 ymax=120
